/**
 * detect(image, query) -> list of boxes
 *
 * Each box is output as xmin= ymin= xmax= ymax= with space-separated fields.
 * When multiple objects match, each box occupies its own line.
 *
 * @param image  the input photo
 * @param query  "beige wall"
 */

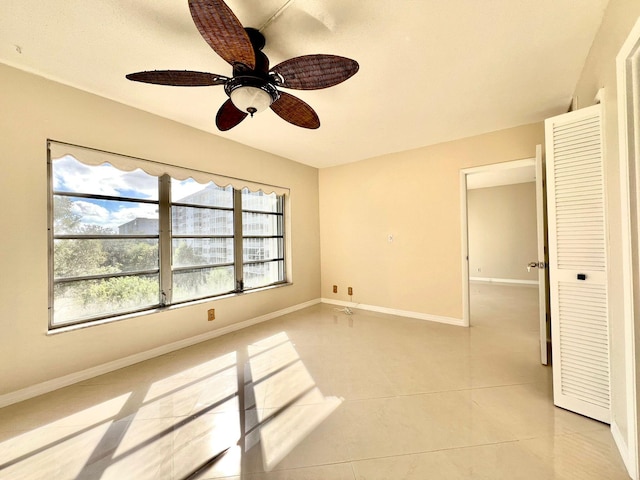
xmin=468 ymin=183 xmax=538 ymax=282
xmin=319 ymin=123 xmax=544 ymax=320
xmin=0 ymin=64 xmax=321 ymax=395
xmin=570 ymin=0 xmax=640 ymax=456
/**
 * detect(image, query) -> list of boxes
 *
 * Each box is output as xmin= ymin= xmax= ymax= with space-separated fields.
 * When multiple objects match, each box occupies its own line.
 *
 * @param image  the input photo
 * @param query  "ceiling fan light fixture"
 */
xmin=230 ymin=86 xmax=271 ymax=116
xmin=226 ymin=76 xmax=279 ymax=117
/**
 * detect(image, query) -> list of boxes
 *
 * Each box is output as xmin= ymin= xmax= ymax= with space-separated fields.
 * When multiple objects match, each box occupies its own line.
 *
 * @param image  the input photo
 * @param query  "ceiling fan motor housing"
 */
xmin=224 ymin=28 xmax=280 ymax=115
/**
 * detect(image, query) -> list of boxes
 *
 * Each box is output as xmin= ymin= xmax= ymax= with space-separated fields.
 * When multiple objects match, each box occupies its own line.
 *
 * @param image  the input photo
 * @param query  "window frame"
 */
xmin=239 ymin=190 xmax=286 ymax=292
xmin=168 ymin=177 xmax=237 ymax=305
xmin=47 ymin=141 xmax=289 ymax=331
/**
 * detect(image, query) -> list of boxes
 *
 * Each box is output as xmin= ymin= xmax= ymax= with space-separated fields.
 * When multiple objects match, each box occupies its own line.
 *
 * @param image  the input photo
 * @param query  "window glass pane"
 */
xmin=242 ymin=212 xmax=282 ymax=236
xmin=172 ymin=178 xmax=233 ymax=208
xmin=54 ymin=239 xmax=159 ymax=278
xmin=54 ymin=196 xmax=159 ymax=235
xmin=243 ymin=238 xmax=283 ymax=262
xmin=173 ymin=238 xmax=234 ymax=267
xmin=243 ymin=261 xmax=284 ymax=289
xmin=172 ymin=266 xmax=235 ymax=302
xmin=241 ymin=189 xmax=281 ymax=213
xmin=53 ymin=156 xmax=158 ymax=200
xmin=172 ymin=206 xmax=233 ymax=235
xmin=53 ymin=274 xmax=160 ymax=326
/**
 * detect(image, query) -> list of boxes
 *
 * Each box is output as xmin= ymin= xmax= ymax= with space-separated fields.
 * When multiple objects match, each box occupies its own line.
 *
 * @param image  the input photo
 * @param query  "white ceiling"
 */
xmin=0 ymin=0 xmax=609 ymax=168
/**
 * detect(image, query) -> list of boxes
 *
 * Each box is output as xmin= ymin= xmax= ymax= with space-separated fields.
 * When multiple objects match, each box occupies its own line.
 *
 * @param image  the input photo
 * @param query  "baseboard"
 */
xmin=0 ymin=298 xmax=321 ymax=409
xmin=470 ymin=277 xmax=539 ymax=286
xmin=611 ymin=420 xmax=637 ymax=479
xmin=320 ymin=298 xmax=465 ymax=327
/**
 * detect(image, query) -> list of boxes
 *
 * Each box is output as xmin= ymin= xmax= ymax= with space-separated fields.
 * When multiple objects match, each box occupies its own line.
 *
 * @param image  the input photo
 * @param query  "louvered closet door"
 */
xmin=545 ymin=104 xmax=610 ymax=423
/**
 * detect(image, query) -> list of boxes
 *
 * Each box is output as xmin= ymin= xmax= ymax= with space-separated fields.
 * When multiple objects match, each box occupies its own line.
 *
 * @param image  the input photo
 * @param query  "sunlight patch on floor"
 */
xmin=247 ymin=332 xmax=343 ymax=472
xmin=0 ymin=394 xmax=131 ymax=478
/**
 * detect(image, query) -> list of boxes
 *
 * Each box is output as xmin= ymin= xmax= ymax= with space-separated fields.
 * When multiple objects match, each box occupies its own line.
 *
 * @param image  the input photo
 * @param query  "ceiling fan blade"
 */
xmin=126 ymin=70 xmax=228 ymax=86
xmin=271 ymin=54 xmax=359 ymax=90
xmin=216 ymin=99 xmax=248 ymax=131
xmin=270 ymin=92 xmax=320 ymax=129
xmin=189 ymin=0 xmax=255 ymax=70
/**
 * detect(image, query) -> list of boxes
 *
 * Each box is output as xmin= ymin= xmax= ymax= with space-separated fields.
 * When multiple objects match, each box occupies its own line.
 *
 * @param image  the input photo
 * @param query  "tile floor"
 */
xmin=0 ymin=283 xmax=630 ymax=479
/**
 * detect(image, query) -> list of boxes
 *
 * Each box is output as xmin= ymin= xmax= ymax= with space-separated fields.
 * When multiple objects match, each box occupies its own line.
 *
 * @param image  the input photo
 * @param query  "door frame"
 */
xmin=460 ymin=157 xmax=540 ymax=327
xmin=615 ymin=15 xmax=640 ymax=479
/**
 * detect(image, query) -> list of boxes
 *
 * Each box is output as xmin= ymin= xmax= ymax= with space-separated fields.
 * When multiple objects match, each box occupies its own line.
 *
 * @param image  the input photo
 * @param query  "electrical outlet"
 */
xmin=348 ymin=287 xmax=353 ymax=296
xmin=207 ymin=309 xmax=215 ymax=321
xmin=333 ymin=285 xmax=338 ymax=293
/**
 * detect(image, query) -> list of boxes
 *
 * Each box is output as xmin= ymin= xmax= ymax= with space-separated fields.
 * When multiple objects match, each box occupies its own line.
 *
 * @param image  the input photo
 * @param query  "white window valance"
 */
xmin=48 ymin=140 xmax=289 ymax=196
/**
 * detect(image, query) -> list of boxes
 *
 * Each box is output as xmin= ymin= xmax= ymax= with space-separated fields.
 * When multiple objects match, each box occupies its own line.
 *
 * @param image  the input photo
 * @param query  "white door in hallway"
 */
xmin=545 ymin=104 xmax=610 ymax=423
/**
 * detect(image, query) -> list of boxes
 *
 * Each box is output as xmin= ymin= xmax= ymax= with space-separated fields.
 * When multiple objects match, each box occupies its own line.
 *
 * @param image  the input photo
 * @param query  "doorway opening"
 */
xmin=460 ymin=157 xmax=550 ymax=365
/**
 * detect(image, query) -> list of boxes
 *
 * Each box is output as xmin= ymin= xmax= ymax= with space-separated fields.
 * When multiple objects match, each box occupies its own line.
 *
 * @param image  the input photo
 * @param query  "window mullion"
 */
xmin=159 ymin=174 xmax=172 ymax=305
xmin=233 ymin=189 xmax=244 ymax=292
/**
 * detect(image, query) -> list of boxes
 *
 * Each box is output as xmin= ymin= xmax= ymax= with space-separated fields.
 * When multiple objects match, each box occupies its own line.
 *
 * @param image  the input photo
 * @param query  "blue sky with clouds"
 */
xmin=53 ymin=156 xmax=220 ymax=231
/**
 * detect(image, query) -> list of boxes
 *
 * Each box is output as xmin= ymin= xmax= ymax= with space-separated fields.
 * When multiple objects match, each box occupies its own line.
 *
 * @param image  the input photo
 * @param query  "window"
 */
xmin=171 ymin=179 xmax=235 ymax=303
xmin=241 ymin=189 xmax=285 ymax=289
xmin=49 ymin=141 xmax=288 ymax=329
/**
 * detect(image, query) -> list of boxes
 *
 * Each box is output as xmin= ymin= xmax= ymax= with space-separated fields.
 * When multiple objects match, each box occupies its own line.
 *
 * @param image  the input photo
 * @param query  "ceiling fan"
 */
xmin=126 ymin=0 xmax=359 ymax=131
